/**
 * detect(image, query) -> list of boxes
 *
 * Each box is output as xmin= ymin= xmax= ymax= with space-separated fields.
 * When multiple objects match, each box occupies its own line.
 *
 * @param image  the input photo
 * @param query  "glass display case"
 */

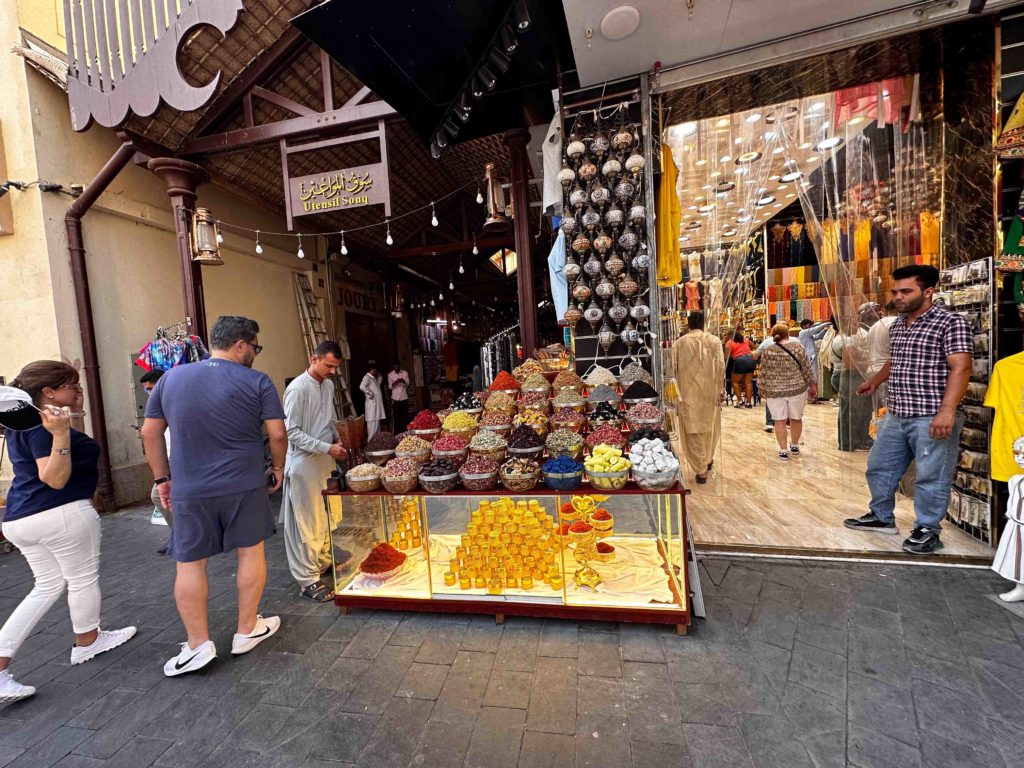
xmin=323 ymin=488 xmax=690 ymax=633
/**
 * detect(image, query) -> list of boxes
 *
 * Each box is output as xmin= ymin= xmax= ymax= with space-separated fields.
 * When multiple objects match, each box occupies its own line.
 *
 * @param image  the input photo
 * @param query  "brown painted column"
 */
xmin=147 ymin=158 xmax=210 ymax=341
xmin=503 ymin=128 xmax=536 ymax=359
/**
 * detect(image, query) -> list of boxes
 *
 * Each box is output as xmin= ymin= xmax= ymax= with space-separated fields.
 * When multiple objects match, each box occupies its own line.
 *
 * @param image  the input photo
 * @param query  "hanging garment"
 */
xmin=688 ymin=252 xmax=703 ymax=281
xmin=919 ymin=211 xmax=940 ymax=258
xmin=684 ymin=280 xmax=703 ymax=311
xmin=706 ymin=278 xmax=722 ymax=311
xmin=984 ymin=351 xmax=1024 ymax=482
xmin=992 ymin=475 xmax=1024 ymax=584
xmin=854 ymin=220 xmax=871 ymax=262
xmin=656 ymin=143 xmax=682 ymax=287
xmin=547 ymin=229 xmax=568 ymax=322
xmin=768 ymin=223 xmax=787 ymax=269
xmin=670 ymin=330 xmax=724 ymax=476
xmin=541 ymin=109 xmax=563 ymax=216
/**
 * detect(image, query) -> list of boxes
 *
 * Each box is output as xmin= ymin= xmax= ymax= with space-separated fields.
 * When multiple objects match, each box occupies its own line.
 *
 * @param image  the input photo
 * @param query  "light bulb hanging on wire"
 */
xmin=216 ymin=229 xmax=224 ymax=245
xmin=430 ymin=298 xmax=436 ymax=307
xmin=476 ymin=184 xmax=483 ymax=205
xmin=296 ymin=234 xmax=305 ymax=259
xmin=340 ymin=231 xmax=348 ymax=256
xmin=439 ymin=290 xmax=444 ymax=300
xmin=255 ymin=230 xmax=263 ymax=255
xmin=472 ymin=235 xmax=479 ymax=255
xmin=430 ymin=202 xmax=438 ymax=227
xmin=459 ymin=256 xmax=464 ymax=274
xmin=385 ymin=219 xmax=393 ymax=246
xmin=449 ymin=274 xmax=454 ymax=290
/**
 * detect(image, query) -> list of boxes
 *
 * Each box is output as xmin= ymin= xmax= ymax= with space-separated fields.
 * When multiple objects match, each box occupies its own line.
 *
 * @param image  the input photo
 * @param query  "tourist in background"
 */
xmin=725 ymin=330 xmax=755 ymax=408
xmin=755 ymin=324 xmax=817 ymax=461
xmin=798 ymin=318 xmax=831 ymax=399
xmin=865 ymin=301 xmax=898 ymax=416
xmin=387 ymin=361 xmax=410 ymax=432
xmin=0 ymin=361 xmax=136 ymax=703
xmin=360 ymin=362 xmax=386 ymax=440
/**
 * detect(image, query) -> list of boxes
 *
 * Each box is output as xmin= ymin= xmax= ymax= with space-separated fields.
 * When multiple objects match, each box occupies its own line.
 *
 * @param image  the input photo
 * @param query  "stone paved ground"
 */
xmin=0 ymin=506 xmax=1023 ymax=768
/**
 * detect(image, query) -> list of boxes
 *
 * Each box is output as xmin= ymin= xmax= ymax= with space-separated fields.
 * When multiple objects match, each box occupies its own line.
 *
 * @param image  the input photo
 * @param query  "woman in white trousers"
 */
xmin=0 ymin=361 xmax=136 ymax=703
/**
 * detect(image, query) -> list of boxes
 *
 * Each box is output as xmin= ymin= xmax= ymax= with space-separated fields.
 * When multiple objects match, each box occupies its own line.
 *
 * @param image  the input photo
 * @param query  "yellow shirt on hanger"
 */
xmin=821 ymin=220 xmax=840 ymax=265
xmin=854 ymin=220 xmax=871 ymax=262
xmin=920 ymin=211 xmax=940 ymax=257
xmin=984 ymin=352 xmax=1024 ymax=482
xmin=656 ymin=143 xmax=682 ymax=287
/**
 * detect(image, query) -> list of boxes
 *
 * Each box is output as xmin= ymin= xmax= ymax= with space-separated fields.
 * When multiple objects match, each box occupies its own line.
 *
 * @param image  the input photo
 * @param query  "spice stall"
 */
xmin=323 ymin=361 xmax=693 ymax=633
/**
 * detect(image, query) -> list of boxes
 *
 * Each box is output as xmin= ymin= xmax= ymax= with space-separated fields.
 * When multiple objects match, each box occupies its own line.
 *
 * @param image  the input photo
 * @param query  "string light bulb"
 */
xmin=296 ymin=234 xmax=305 ymax=259
xmin=476 ymin=184 xmax=483 ymax=204
xmin=439 ymin=290 xmax=444 ymax=300
xmin=385 ymin=219 xmax=393 ymax=246
xmin=449 ymin=274 xmax=454 ymax=290
xmin=430 ymin=202 xmax=438 ymax=227
xmin=340 ymin=231 xmax=348 ymax=256
xmin=216 ymin=229 xmax=224 ymax=245
xmin=430 ymin=299 xmax=436 ymax=307
xmin=255 ymin=230 xmax=263 ymax=255
xmin=459 ymin=257 xmax=465 ymax=274
xmin=472 ymin=235 xmax=479 ymax=255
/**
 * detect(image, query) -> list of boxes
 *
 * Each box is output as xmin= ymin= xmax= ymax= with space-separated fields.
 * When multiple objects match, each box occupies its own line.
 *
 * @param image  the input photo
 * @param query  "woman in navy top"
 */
xmin=0 ymin=362 xmax=135 ymax=703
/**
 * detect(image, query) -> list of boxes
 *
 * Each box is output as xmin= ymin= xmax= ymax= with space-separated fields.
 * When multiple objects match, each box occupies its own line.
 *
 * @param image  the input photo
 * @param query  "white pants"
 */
xmin=767 ymin=393 xmax=807 ymax=422
xmin=0 ymin=499 xmax=102 ymax=658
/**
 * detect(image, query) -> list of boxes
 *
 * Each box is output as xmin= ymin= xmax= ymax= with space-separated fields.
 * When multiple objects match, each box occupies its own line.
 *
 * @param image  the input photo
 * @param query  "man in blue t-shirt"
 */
xmin=142 ymin=315 xmax=287 ymax=677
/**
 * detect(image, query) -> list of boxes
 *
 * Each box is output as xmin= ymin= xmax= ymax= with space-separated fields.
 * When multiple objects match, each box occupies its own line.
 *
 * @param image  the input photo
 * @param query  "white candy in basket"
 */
xmin=629 ymin=438 xmax=679 ymax=474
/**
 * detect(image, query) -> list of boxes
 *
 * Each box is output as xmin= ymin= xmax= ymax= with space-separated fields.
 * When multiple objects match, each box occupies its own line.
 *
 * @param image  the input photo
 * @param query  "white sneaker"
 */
xmin=0 ymin=670 xmax=35 ymax=703
xmin=70 ymin=626 xmax=137 ymax=665
xmin=163 ymin=639 xmax=217 ymax=677
xmin=231 ymin=615 xmax=281 ymax=656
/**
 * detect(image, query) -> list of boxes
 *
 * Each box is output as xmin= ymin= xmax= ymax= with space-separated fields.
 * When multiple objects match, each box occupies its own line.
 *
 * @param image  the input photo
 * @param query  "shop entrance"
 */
xmin=661 ymin=82 xmax=994 ymax=561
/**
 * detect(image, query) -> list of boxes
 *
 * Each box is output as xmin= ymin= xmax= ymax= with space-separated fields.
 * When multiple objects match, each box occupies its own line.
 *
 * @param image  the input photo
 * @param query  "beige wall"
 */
xmin=2 ymin=59 xmax=311 ymax=503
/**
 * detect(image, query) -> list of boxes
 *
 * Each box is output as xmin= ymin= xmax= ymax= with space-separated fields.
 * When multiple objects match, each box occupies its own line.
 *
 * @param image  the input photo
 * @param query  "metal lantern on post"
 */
xmin=190 ymin=207 xmax=223 ymax=265
xmin=483 ymin=162 xmax=511 ymax=231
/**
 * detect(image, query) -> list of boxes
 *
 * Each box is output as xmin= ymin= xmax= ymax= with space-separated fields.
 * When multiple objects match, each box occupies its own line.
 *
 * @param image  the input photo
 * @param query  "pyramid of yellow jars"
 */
xmin=389 ymin=498 xmax=423 ymax=551
xmin=443 ymin=497 xmax=564 ymax=593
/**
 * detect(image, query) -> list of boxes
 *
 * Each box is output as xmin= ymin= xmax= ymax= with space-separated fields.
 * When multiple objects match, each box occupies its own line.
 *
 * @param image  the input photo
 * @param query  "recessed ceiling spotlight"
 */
xmin=687 ymin=205 xmax=698 ymax=210
xmin=849 ymin=116 xmax=865 ymax=126
xmin=807 ymin=156 xmax=819 ymax=163
xmin=677 ymin=121 xmax=698 ymax=136
xmin=763 ymin=131 xmax=777 ymax=140
xmin=681 ymin=235 xmax=691 ymax=241
xmin=715 ymin=181 xmax=736 ymax=193
xmin=756 ymin=195 xmax=776 ymax=206
xmin=695 ymin=159 xmax=707 ymax=166
xmin=798 ymin=142 xmax=812 ymax=150
xmin=716 ymin=118 xmax=729 ymax=128
xmin=772 ymin=203 xmax=783 ymax=208
xmin=734 ymin=166 xmax=748 ymax=175
xmin=726 ymin=200 xmax=735 ymax=206
xmin=722 ymin=229 xmax=737 ymax=236
xmin=780 ymin=170 xmax=803 ymax=183
xmin=600 ymin=5 xmax=641 ymax=39
xmin=768 ymin=174 xmax=781 ymax=181
xmin=746 ymin=113 xmax=761 ymax=123
xmin=776 ymin=184 xmax=788 ymax=190
xmin=720 ymin=155 xmax=732 ymax=163
xmin=735 ymin=214 xmax=753 ymax=223
xmin=701 ymin=184 xmax=713 ymax=190
xmin=785 ymin=193 xmax=796 ymax=198
xmin=815 ymin=136 xmax=842 ymax=151
xmin=736 ymin=151 xmax=762 ymax=164
xmin=698 ymin=204 xmax=715 ymax=212
xmin=694 ymin=195 xmax=706 ymax=201
xmin=710 ymin=171 xmax=721 ymax=178
xmin=809 ymin=101 xmax=825 ymax=112
xmin=734 ymin=137 xmax=743 ymax=145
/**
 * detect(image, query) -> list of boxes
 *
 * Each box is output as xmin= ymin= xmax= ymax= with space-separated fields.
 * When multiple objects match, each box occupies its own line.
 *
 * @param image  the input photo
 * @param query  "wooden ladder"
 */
xmin=293 ymin=272 xmax=357 ymax=418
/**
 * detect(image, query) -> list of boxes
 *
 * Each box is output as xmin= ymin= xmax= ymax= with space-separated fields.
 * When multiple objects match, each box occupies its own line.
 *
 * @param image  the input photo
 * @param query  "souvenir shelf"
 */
xmin=322 ymin=487 xmax=691 ymax=633
xmin=939 ymin=257 xmax=994 ymax=544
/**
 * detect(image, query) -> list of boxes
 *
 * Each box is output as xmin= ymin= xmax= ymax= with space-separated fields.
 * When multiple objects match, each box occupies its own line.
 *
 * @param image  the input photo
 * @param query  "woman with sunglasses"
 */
xmin=0 ymin=361 xmax=135 ymax=703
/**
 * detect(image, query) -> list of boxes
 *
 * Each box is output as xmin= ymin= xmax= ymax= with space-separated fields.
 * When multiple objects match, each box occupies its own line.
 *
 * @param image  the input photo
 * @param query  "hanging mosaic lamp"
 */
xmin=625 ymin=151 xmax=645 ymax=176
xmin=591 ymin=128 xmax=610 ymax=159
xmin=578 ymin=155 xmax=598 ymax=183
xmin=618 ymin=224 xmax=639 ymax=251
xmin=563 ymin=301 xmax=583 ymax=327
xmin=584 ymin=299 xmax=605 ymax=333
xmin=598 ymin=321 xmax=617 ymax=353
xmin=572 ymin=279 xmax=593 ymax=303
xmin=563 ymin=253 xmax=582 ymax=282
xmin=602 ymin=156 xmax=622 ymax=179
xmin=604 ymin=201 xmax=624 ymax=229
xmin=566 ymin=131 xmax=586 ymax=160
xmin=629 ymin=299 xmax=651 ymax=322
xmin=618 ymin=271 xmax=640 ymax=297
xmin=614 ymin=178 xmax=636 ymax=203
xmin=571 ymin=232 xmax=592 ymax=254
xmin=569 ymin=183 xmax=589 ymax=210
xmin=559 ymin=213 xmax=578 ymax=235
xmin=621 ymin=320 xmax=640 ymax=350
xmin=595 ymin=274 xmax=616 ymax=303
xmin=629 ymin=202 xmax=646 ymax=224
xmin=583 ymin=252 xmax=603 ymax=277
xmin=557 ymin=161 xmax=576 ymax=188
xmin=592 ymin=229 xmax=613 ymax=254
xmin=581 ymin=205 xmax=601 ymax=231
xmin=608 ymin=294 xmax=630 ymax=328
xmin=611 ymin=114 xmax=634 ymax=151
xmin=631 ymin=245 xmax=651 ymax=272
xmin=590 ymin=182 xmax=611 ymax=206
xmin=604 ymin=250 xmax=626 ymax=277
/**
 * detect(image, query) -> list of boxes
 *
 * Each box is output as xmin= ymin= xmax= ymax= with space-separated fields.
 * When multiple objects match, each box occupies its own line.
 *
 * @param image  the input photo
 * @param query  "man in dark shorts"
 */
xmin=142 ymin=316 xmax=288 ymax=676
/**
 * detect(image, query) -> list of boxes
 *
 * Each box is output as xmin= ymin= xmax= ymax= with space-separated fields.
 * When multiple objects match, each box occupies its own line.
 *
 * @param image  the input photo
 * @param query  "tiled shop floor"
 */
xmin=0 ymin=505 xmax=1022 ymax=768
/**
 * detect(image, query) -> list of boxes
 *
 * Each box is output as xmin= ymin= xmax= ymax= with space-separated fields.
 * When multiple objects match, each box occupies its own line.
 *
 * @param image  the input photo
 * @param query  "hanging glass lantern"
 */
xmin=569 ymin=183 xmax=588 ymax=210
xmin=598 ymin=321 xmax=617 ymax=353
xmin=604 ymin=201 xmax=624 ymax=229
xmin=559 ymin=214 xmax=578 ymax=235
xmin=571 ymin=233 xmax=592 ymax=254
xmin=590 ymin=183 xmax=611 ymax=206
xmin=557 ymin=161 xmax=576 ymax=188
xmin=621 ymin=321 xmax=640 ymax=349
xmin=563 ymin=301 xmax=583 ymax=327
xmin=625 ymin=151 xmax=645 ymax=176
xmin=581 ymin=205 xmax=601 ymax=231
xmin=583 ymin=299 xmax=604 ymax=332
xmin=614 ymin=179 xmax=635 ymax=202
xmin=611 ymin=115 xmax=634 ymax=151
xmin=631 ymin=248 xmax=651 ymax=272
xmin=618 ymin=272 xmax=640 ymax=297
xmin=630 ymin=300 xmax=651 ymax=322
xmin=618 ymin=224 xmax=639 ymax=251
xmin=629 ymin=203 xmax=646 ymax=224
xmin=608 ymin=295 xmax=629 ymax=327
xmin=592 ymin=229 xmax=613 ymax=254
xmin=583 ymin=252 xmax=603 ymax=277
xmin=563 ymin=253 xmax=582 ymax=281
xmin=591 ymin=129 xmax=610 ymax=159
xmin=566 ymin=131 xmax=586 ymax=160
xmin=578 ymin=155 xmax=598 ymax=182
xmin=483 ymin=162 xmax=511 ymax=231
xmin=602 ymin=156 xmax=622 ymax=179
xmin=190 ymin=207 xmax=224 ymax=266
xmin=572 ymin=280 xmax=592 ymax=303
xmin=605 ymin=251 xmax=625 ymax=277
xmin=595 ymin=274 xmax=616 ymax=302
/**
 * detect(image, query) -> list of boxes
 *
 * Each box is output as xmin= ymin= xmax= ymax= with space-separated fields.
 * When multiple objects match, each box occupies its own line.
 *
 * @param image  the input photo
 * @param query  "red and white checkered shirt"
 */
xmin=887 ymin=305 xmax=972 ymax=417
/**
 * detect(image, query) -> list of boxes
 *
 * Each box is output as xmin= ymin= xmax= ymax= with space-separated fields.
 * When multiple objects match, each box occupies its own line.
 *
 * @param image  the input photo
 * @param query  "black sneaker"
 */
xmin=843 ymin=513 xmax=899 ymax=535
xmin=902 ymin=526 xmax=944 ymax=554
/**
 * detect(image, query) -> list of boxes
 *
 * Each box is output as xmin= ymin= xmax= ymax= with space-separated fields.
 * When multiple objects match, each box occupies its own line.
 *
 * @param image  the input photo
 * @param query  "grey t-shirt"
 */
xmin=145 ymin=358 xmax=285 ymax=500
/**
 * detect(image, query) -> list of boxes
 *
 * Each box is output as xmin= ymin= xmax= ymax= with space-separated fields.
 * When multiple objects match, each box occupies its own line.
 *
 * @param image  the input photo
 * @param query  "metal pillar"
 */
xmin=147 ymin=158 xmax=210 ymax=341
xmin=640 ymin=75 xmax=663 ymax=386
xmin=503 ymin=128 xmax=536 ymax=359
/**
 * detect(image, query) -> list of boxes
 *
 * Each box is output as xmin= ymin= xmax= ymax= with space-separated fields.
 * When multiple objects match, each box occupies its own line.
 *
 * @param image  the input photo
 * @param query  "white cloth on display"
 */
xmin=687 ymin=252 xmax=702 ymax=281
xmin=993 ymin=475 xmax=1024 ymax=585
xmin=541 ymin=108 xmax=563 ymax=216
xmin=547 ymin=230 xmax=568 ymax=322
xmin=281 ymin=372 xmax=340 ymax=587
xmin=360 ymin=371 xmax=386 ymax=440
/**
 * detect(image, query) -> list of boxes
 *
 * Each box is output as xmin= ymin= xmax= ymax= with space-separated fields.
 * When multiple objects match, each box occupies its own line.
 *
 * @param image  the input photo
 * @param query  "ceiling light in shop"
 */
xmin=736 ymin=151 xmax=762 ymax=164
xmin=726 ymin=200 xmax=735 ymax=206
xmin=756 ymin=195 xmax=776 ymax=206
xmin=772 ymin=146 xmax=784 ymax=154
xmin=716 ymin=191 xmax=728 ymax=198
xmin=719 ymin=155 xmax=732 ymax=163
xmin=734 ymin=166 xmax=748 ymax=175
xmin=687 ymin=205 xmax=698 ymax=210
xmin=849 ymin=116 xmax=865 ymax=126
xmin=799 ymin=142 xmax=812 ymax=149
xmin=715 ymin=181 xmax=736 ymax=193
xmin=781 ymin=171 xmax=803 ymax=182
xmin=763 ymin=131 xmax=777 ymax=140
xmin=698 ymin=204 xmax=715 ymax=212
xmin=710 ymin=171 xmax=721 ymax=178
xmin=785 ymin=193 xmax=796 ymax=198
xmin=716 ymin=118 xmax=729 ymax=128
xmin=776 ymin=184 xmax=788 ymax=190
xmin=695 ymin=195 xmax=705 ymax=201
xmin=701 ymin=184 xmax=713 ymax=190
xmin=815 ymin=136 xmax=843 ymax=151
xmin=809 ymin=102 xmax=825 ymax=112
xmin=677 ymin=121 xmax=698 ymax=136
xmin=685 ymin=221 xmax=702 ymax=229
xmin=722 ymin=229 xmax=737 ymax=237
xmin=734 ymin=137 xmax=743 ymax=145
xmin=755 ymin=187 xmax=768 ymax=195
xmin=768 ymin=175 xmax=780 ymax=181
xmin=681 ymin=235 xmax=691 ymax=241
xmin=746 ymin=113 xmax=761 ymax=123
xmin=735 ymin=214 xmax=753 ymax=223
xmin=773 ymin=203 xmax=783 ymax=208
xmin=695 ymin=159 xmax=707 ymax=166
xmin=600 ymin=5 xmax=641 ymax=39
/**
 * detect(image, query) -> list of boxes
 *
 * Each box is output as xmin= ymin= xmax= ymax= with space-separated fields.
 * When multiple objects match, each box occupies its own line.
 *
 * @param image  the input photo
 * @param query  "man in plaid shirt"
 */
xmin=846 ymin=265 xmax=973 ymax=554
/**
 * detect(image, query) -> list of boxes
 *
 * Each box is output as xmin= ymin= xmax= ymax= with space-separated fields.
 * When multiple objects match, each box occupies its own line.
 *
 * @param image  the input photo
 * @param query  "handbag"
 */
xmin=774 ymin=342 xmax=813 ymax=390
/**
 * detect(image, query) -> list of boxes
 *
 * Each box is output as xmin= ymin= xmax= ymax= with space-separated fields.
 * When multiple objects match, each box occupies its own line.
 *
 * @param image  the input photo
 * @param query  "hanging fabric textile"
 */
xmin=656 ymin=142 xmax=682 ymax=287
xmin=135 ymin=323 xmax=210 ymax=372
xmin=547 ymin=229 xmax=568 ymax=321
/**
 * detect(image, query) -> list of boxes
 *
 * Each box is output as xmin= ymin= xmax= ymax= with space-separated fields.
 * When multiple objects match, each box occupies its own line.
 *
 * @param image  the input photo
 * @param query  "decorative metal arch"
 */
xmin=63 ymin=0 xmax=244 ymax=131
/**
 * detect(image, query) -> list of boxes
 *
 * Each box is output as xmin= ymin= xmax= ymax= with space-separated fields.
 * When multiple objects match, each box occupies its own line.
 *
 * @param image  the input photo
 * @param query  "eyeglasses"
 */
xmin=245 ymin=340 xmax=264 ymax=355
xmin=57 ymin=384 xmax=84 ymax=393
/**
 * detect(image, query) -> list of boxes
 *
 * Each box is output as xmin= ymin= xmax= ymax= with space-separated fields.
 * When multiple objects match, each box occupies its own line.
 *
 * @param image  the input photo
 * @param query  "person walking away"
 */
xmin=725 ymin=330 xmax=755 ymax=407
xmin=282 ymin=341 xmax=348 ymax=603
xmin=387 ymin=361 xmax=410 ymax=432
xmin=755 ymin=324 xmax=817 ymax=460
xmin=864 ymin=302 xmax=898 ymax=417
xmin=670 ymin=312 xmax=725 ymax=484
xmin=798 ymin=318 xmax=830 ymax=400
xmin=0 ymin=362 xmax=136 ymax=703
xmin=140 ymin=369 xmax=172 ymax=550
xmin=360 ymin=363 xmax=386 ymax=441
xmin=847 ymin=265 xmax=972 ymax=554
xmin=836 ymin=312 xmax=873 ymax=451
xmin=141 ymin=316 xmax=286 ymax=676
xmin=754 ymin=335 xmax=776 ymax=433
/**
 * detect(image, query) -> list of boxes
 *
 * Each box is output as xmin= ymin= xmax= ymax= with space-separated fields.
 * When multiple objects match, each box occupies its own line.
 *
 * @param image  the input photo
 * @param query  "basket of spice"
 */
xmin=418 ymin=459 xmax=461 ymax=494
xmin=552 ymin=369 xmax=583 ymax=394
xmin=345 ymin=463 xmax=383 ymax=493
xmin=431 ymin=434 xmax=469 ymax=467
xmin=549 ymin=407 xmax=586 ymax=434
xmin=587 ymin=401 xmax=623 ymax=431
xmin=363 ymin=431 xmax=398 ymax=466
xmin=621 ymin=380 xmax=660 ymax=406
xmin=459 ymin=455 xmax=499 ymax=492
xmin=585 ymin=425 xmax=627 ymax=452
xmin=479 ymin=408 xmax=513 ymax=439
xmin=545 ymin=428 xmax=585 ymax=461
xmin=441 ymin=410 xmax=480 ymax=441
xmin=469 ymin=429 xmax=507 ymax=462
xmin=488 ymin=371 xmax=520 ymax=397
xmin=408 ymin=409 xmax=442 ymax=442
xmin=518 ymin=390 xmax=551 ymax=414
xmin=520 ymin=372 xmax=552 ymax=397
xmin=625 ymin=402 xmax=664 ymax=432
xmin=395 ymin=435 xmax=432 ymax=465
xmin=453 ymin=392 xmax=483 ymax=416
xmin=585 ymin=384 xmax=622 ymax=413
xmin=507 ymin=426 xmax=544 ymax=461
xmin=499 ymin=457 xmax=540 ymax=492
xmin=552 ymin=387 xmax=586 ymax=414
xmin=382 ymin=457 xmax=421 ymax=494
xmin=358 ymin=542 xmax=408 ymax=584
xmin=514 ymin=409 xmax=548 ymax=437
xmin=542 ymin=456 xmax=584 ymax=491
xmin=589 ymin=508 xmax=614 ymax=537
xmin=593 ymin=541 xmax=616 ymax=563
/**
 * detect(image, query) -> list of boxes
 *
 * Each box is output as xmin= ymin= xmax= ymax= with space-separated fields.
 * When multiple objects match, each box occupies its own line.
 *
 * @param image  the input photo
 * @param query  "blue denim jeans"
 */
xmin=865 ymin=413 xmax=964 ymax=532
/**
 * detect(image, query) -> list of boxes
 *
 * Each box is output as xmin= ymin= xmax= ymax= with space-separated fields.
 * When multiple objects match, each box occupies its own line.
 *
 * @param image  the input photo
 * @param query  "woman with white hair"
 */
xmin=754 ymin=323 xmax=818 ymax=460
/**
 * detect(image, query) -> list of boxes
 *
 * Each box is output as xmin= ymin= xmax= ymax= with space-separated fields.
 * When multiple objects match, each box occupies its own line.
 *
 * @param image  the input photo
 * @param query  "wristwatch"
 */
xmin=154 ymin=475 xmax=171 ymax=486
xmin=52 ymin=447 xmax=70 ymax=455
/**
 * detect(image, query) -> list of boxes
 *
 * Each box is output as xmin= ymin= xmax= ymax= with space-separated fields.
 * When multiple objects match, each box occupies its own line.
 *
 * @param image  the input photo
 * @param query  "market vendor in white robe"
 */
xmin=669 ymin=311 xmax=724 ymax=485
xmin=360 ymin=362 xmax=386 ymax=440
xmin=282 ymin=342 xmax=348 ymax=602
xmin=993 ymin=436 xmax=1024 ymax=603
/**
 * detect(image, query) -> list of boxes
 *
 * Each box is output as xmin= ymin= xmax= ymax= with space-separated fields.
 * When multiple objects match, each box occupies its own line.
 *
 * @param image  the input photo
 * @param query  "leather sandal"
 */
xmin=299 ymin=581 xmax=334 ymax=603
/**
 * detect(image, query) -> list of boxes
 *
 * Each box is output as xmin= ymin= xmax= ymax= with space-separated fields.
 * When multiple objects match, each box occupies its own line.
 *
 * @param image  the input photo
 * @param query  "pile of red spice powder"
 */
xmin=489 ymin=371 xmax=520 ymax=391
xmin=359 ymin=543 xmax=407 ymax=574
